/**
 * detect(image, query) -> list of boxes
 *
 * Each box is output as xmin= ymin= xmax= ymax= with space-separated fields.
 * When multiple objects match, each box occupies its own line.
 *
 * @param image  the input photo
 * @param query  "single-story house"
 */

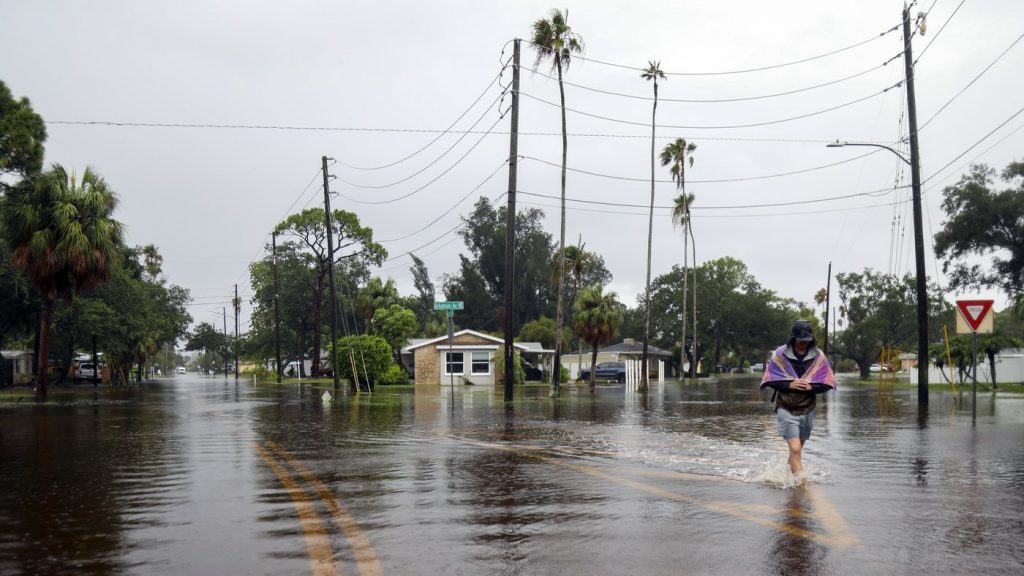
xmin=563 ymin=338 xmax=675 ymax=380
xmin=1 ymin=350 xmax=34 ymax=386
xmin=403 ymin=330 xmax=546 ymax=385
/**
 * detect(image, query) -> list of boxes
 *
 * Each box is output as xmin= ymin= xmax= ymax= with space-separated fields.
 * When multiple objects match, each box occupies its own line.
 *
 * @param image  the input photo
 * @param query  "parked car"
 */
xmin=869 ymin=363 xmax=891 ymax=373
xmin=580 ymin=361 xmax=626 ymax=383
xmin=750 ymin=363 xmax=765 ymax=372
xmin=176 ymin=366 xmax=186 ymax=375
xmin=74 ymin=363 xmax=98 ymax=383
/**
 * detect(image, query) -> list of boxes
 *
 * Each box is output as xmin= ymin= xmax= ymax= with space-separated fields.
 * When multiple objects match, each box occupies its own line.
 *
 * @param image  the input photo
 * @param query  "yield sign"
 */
xmin=956 ymin=299 xmax=994 ymax=333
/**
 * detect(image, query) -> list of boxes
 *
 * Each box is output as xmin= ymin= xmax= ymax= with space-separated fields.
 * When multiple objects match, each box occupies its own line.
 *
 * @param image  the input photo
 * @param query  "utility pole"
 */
xmin=272 ymin=231 xmax=282 ymax=384
xmin=322 ymin=155 xmax=341 ymax=391
xmin=222 ymin=307 xmax=228 ymax=380
xmin=902 ymin=4 xmax=929 ymax=405
xmin=503 ymin=38 xmax=520 ymax=403
xmin=234 ymin=283 xmax=240 ymax=381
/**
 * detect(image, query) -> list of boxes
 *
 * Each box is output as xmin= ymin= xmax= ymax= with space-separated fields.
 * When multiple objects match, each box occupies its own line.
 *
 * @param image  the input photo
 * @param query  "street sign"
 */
xmin=433 ymin=301 xmax=464 ymax=311
xmin=955 ymin=299 xmax=994 ymax=334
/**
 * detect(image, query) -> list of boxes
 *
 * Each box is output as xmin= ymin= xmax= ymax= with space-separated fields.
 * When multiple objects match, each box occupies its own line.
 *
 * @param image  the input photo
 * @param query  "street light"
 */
xmin=826 ymin=139 xmax=929 ymax=405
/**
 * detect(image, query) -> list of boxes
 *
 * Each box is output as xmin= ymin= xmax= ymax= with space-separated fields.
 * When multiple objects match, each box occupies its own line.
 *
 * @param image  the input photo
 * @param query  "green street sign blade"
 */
xmin=433 ymin=301 xmax=464 ymax=311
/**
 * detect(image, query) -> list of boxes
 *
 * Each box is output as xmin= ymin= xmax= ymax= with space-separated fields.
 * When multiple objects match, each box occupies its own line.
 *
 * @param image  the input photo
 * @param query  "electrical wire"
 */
xmin=337 ymin=64 xmax=509 ymax=171
xmin=336 ymin=114 xmax=506 ymax=205
xmin=524 ymin=23 xmax=900 ymax=76
xmin=518 ymin=198 xmax=903 ymax=218
xmin=378 ymin=191 xmax=507 ymax=265
xmin=516 ymin=184 xmax=906 ymax=211
xmin=922 ymin=103 xmax=1024 ymax=185
xmin=916 ymin=33 xmax=1023 ymax=133
xmin=520 ymin=148 xmax=884 ymax=184
xmin=335 ymin=86 xmax=506 ymax=189
xmin=368 ymin=159 xmax=508 ymax=243
xmin=47 ymin=118 xmax=890 ymax=145
xmin=526 ymin=57 xmax=902 ymax=103
xmin=914 ymin=0 xmax=967 ymax=66
xmin=519 ymin=80 xmax=903 ymax=130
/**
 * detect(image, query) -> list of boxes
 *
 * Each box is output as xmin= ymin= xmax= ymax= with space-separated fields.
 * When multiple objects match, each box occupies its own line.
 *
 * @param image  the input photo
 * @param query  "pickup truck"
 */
xmin=579 ymin=361 xmax=626 ymax=383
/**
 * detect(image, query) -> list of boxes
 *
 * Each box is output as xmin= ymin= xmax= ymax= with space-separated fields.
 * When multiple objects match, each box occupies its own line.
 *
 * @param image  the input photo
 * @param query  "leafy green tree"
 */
xmin=979 ymin=331 xmax=1021 ymax=388
xmin=452 ymin=197 xmax=557 ymax=332
xmin=185 ymin=322 xmax=227 ymax=374
xmin=0 ymin=165 xmax=125 ymax=400
xmin=409 ymin=254 xmax=437 ymax=330
xmin=373 ymin=304 xmax=417 ymax=369
xmin=249 ymin=240 xmax=316 ymax=376
xmin=531 ymin=8 xmax=584 ymax=394
xmin=274 ymin=208 xmax=385 ymax=376
xmin=0 ymin=80 xmax=47 ymax=181
xmin=0 ymin=234 xmax=38 ymax=345
xmin=330 ymin=334 xmax=391 ymax=390
xmin=573 ymin=285 xmax=623 ymax=390
xmin=935 ymin=161 xmax=1024 ymax=299
xmin=517 ymin=315 xmax=570 ymax=350
xmin=834 ymin=269 xmax=949 ymax=378
xmin=357 ymin=277 xmax=399 ymax=334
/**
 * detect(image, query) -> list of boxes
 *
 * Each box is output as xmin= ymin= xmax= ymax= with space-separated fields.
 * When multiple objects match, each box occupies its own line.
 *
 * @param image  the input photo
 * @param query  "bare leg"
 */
xmin=786 ymin=438 xmax=805 ymax=475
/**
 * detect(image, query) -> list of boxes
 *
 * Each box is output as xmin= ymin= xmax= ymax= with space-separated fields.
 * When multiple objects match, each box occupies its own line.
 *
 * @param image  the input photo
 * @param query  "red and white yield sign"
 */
xmin=956 ymin=299 xmax=995 ymax=334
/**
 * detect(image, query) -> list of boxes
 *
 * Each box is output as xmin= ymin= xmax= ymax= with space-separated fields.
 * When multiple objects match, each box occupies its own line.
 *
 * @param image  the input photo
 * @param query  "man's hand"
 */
xmin=789 ymin=378 xmax=812 ymax=391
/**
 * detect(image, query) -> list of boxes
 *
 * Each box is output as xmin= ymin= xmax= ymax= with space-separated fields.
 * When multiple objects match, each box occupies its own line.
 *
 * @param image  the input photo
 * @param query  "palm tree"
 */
xmin=639 ymin=60 xmax=666 ymax=392
xmin=532 ymin=8 xmax=584 ymax=396
xmin=0 ymin=165 xmax=124 ymax=402
xmin=573 ymin=284 xmax=623 ymax=391
xmin=356 ymin=277 xmax=399 ymax=334
xmin=663 ymin=138 xmax=696 ymax=378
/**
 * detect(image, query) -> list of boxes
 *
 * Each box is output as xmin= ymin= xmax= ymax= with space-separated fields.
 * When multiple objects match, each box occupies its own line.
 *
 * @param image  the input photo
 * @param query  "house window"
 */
xmin=471 ymin=351 xmax=491 ymax=375
xmin=444 ymin=352 xmax=464 ymax=375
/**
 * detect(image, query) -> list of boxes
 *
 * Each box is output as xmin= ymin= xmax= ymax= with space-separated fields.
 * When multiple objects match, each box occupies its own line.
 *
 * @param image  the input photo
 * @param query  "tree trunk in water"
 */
xmin=310 ymin=276 xmax=324 ymax=377
xmin=35 ymin=298 xmax=54 ymax=403
xmin=552 ymin=56 xmax=567 ymax=397
xmin=589 ymin=345 xmax=599 ymax=392
xmin=680 ymin=223 xmax=688 ymax=380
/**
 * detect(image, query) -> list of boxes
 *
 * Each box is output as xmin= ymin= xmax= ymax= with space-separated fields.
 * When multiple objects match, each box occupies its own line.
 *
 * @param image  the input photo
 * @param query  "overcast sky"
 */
xmin=2 ymin=0 xmax=1022 ymax=338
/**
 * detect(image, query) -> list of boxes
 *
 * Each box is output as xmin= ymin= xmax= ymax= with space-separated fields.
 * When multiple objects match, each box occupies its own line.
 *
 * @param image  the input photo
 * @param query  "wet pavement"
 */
xmin=1 ymin=375 xmax=1022 ymax=575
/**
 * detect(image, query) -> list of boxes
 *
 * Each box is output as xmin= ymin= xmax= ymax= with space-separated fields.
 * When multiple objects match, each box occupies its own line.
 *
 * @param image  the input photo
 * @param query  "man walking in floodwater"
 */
xmin=760 ymin=320 xmax=836 ymax=478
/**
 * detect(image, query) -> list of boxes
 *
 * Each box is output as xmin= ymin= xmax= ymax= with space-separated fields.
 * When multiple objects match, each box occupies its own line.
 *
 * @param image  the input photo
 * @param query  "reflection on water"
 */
xmin=0 ymin=377 xmax=1022 ymax=575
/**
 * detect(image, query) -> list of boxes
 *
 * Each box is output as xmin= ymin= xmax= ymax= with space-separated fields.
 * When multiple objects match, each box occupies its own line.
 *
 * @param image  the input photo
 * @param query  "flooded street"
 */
xmin=1 ymin=376 xmax=1022 ymax=575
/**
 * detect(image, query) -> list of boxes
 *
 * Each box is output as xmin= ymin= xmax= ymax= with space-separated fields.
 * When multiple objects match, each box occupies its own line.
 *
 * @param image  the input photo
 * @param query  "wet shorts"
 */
xmin=776 ymin=407 xmax=815 ymax=441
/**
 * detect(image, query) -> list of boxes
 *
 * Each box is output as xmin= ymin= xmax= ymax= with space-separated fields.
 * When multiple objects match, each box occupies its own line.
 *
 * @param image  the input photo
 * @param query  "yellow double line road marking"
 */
xmin=447 ymin=435 xmax=861 ymax=549
xmin=254 ymin=441 xmax=384 ymax=576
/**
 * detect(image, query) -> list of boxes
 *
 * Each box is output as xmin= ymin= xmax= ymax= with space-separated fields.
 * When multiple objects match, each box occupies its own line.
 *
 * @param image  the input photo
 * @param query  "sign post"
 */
xmin=434 ymin=302 xmax=464 ymax=395
xmin=956 ymin=299 xmax=995 ymax=424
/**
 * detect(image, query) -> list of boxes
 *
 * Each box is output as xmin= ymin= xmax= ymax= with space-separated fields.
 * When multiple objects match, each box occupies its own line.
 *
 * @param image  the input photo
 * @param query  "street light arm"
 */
xmin=826 ymin=140 xmax=912 ymax=165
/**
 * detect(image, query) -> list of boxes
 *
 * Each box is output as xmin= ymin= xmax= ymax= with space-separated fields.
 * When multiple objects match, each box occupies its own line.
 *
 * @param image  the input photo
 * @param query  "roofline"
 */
xmin=405 ymin=329 xmax=531 ymax=352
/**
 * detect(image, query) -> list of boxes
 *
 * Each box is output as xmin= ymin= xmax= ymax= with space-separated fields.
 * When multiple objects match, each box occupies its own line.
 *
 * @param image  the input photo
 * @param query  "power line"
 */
xmin=370 ymin=159 xmax=507 ymax=243
xmin=922 ymin=103 xmax=1024 ymax=185
xmin=524 ymin=24 xmax=900 ymax=76
xmin=526 ymin=56 xmax=902 ymax=103
xmin=337 ymin=64 xmax=509 ymax=171
xmin=916 ymin=33 xmax=1023 ymax=133
xmin=519 ymin=198 xmax=903 ymax=218
xmin=520 ymin=148 xmax=883 ymax=184
xmin=519 ymin=80 xmax=903 ymax=130
xmin=914 ymin=0 xmax=967 ymax=66
xmin=336 ymin=114 xmax=505 ymax=204
xmin=517 ymin=184 xmax=906 ymax=211
xmin=47 ymin=118 xmax=890 ymax=145
xmin=334 ymin=86 xmax=507 ymax=189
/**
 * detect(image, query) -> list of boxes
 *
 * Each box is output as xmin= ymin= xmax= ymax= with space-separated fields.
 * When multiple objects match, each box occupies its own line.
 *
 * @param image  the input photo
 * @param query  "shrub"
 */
xmin=378 ymin=364 xmax=410 ymax=385
xmin=493 ymin=347 xmax=526 ymax=386
xmin=330 ymin=335 xmax=392 ymax=387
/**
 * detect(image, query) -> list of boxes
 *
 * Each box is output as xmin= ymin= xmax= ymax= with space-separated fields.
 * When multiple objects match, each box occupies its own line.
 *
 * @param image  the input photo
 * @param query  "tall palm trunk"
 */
xmin=642 ymin=80 xmax=658 ymax=393
xmin=691 ymin=225 xmax=698 ymax=381
xmin=589 ymin=345 xmax=599 ymax=391
xmin=35 ymin=298 xmax=54 ymax=402
xmin=553 ymin=55 xmax=567 ymax=396
xmin=680 ymin=217 xmax=688 ymax=380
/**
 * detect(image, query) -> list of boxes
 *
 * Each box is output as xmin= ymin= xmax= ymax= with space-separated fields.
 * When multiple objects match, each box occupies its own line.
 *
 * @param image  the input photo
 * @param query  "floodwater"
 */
xmin=1 ymin=375 xmax=1021 ymax=575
